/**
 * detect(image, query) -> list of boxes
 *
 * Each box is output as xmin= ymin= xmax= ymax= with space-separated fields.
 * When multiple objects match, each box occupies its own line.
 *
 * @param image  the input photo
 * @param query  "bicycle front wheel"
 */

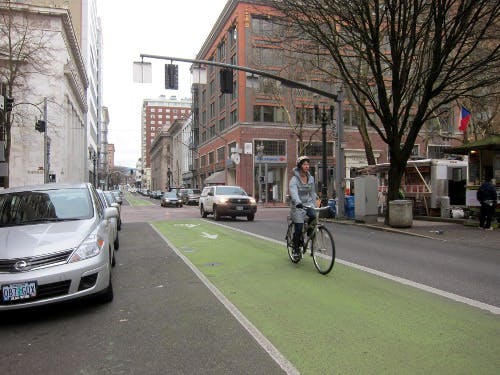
xmin=286 ymin=222 xmax=301 ymax=263
xmin=311 ymin=225 xmax=335 ymax=275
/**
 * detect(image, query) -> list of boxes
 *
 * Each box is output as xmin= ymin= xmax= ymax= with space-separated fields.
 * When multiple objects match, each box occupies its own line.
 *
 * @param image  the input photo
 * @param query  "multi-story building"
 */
xmin=193 ymin=0 xmax=463 ymax=203
xmin=1 ymin=2 xmax=88 ymax=187
xmin=72 ymin=0 xmax=103 ymax=186
xmin=140 ymin=95 xmax=191 ymax=188
xmin=100 ymin=106 xmax=110 ymax=188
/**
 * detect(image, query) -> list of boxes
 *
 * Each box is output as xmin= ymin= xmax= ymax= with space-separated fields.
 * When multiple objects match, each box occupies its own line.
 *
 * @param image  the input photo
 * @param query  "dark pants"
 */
xmin=293 ymin=207 xmax=316 ymax=248
xmin=479 ymin=202 xmax=495 ymax=229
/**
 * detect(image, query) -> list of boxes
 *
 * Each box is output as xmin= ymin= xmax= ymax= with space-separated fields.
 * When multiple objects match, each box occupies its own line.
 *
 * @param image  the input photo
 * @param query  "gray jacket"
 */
xmin=289 ymin=167 xmax=317 ymax=223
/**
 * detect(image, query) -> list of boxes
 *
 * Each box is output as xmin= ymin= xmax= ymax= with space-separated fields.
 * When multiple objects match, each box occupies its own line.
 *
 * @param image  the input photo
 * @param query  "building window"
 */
xmin=230 ymin=109 xmax=238 ymax=125
xmin=296 ymin=107 xmax=314 ymax=124
xmin=208 ymin=151 xmax=215 ymax=164
xmin=201 ymin=155 xmax=207 ymax=167
xmin=428 ymin=145 xmax=446 ymax=159
xmin=209 ymin=102 xmax=215 ymax=118
xmin=254 ymin=140 xmax=286 ymax=155
xmin=252 ymin=15 xmax=276 ymax=36
xmin=303 ymin=141 xmax=334 ymax=157
xmin=231 ymin=81 xmax=238 ymax=101
xmin=218 ymin=41 xmax=226 ymax=61
xmin=229 ymin=26 xmax=237 ymax=47
xmin=253 ymin=105 xmax=279 ymax=122
xmin=217 ymin=146 xmax=225 ymax=162
xmin=219 ymin=94 xmax=226 ymax=109
xmin=219 ymin=117 xmax=226 ymax=132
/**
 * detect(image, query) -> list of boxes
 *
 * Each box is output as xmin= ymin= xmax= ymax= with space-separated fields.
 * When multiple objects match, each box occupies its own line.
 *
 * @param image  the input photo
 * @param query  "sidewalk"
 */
xmin=332 ymin=215 xmax=499 ymax=250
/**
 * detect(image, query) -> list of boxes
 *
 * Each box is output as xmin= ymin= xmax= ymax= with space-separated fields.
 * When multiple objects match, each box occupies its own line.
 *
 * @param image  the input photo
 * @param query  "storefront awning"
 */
xmin=204 ymin=170 xmax=226 ymax=185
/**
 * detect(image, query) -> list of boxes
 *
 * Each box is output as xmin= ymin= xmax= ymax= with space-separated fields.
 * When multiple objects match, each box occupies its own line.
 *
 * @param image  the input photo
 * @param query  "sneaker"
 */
xmin=485 ymin=227 xmax=494 ymax=231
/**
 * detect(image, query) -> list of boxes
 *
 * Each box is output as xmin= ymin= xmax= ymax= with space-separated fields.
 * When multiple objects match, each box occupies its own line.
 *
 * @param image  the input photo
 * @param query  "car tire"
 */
xmin=214 ymin=206 xmax=220 ymax=221
xmin=247 ymin=214 xmax=255 ymax=221
xmin=114 ymin=235 xmax=119 ymax=251
xmin=118 ymin=219 xmax=122 ymax=231
xmin=200 ymin=205 xmax=208 ymax=218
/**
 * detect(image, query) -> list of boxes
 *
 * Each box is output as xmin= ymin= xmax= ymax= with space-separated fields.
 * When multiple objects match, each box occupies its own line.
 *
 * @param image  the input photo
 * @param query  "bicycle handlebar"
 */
xmin=299 ymin=205 xmax=331 ymax=212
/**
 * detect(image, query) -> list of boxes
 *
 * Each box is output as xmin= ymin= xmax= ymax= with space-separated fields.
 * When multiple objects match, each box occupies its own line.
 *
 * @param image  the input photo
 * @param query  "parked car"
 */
xmin=111 ymin=190 xmax=122 ymax=205
xmin=103 ymin=191 xmax=122 ymax=230
xmin=0 ymin=183 xmax=118 ymax=310
xmin=179 ymin=188 xmax=202 ymax=205
xmin=199 ymin=185 xmax=257 ymax=221
xmin=97 ymin=189 xmax=119 ymax=250
xmin=160 ymin=191 xmax=183 ymax=207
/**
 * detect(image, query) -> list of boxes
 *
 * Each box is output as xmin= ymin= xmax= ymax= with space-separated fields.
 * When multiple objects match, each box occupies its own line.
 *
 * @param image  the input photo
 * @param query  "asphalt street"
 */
xmin=0 ymin=221 xmax=286 ymax=375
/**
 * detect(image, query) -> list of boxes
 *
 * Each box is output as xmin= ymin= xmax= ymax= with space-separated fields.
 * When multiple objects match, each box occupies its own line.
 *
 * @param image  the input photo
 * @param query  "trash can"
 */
xmin=388 ymin=199 xmax=412 ymax=228
xmin=328 ymin=198 xmax=336 ymax=218
xmin=345 ymin=195 xmax=355 ymax=219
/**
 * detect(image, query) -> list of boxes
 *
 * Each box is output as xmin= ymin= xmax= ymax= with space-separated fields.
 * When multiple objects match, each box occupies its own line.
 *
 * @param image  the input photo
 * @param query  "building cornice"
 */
xmin=197 ymin=0 xmax=269 ymax=59
xmin=0 ymin=2 xmax=89 ymax=101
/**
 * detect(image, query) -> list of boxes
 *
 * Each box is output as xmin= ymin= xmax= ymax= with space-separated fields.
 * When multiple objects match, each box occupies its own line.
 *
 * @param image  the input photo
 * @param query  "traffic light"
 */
xmin=165 ymin=64 xmax=178 ymax=90
xmin=220 ymin=68 xmax=233 ymax=94
xmin=35 ymin=120 xmax=46 ymax=133
xmin=5 ymin=97 xmax=14 ymax=112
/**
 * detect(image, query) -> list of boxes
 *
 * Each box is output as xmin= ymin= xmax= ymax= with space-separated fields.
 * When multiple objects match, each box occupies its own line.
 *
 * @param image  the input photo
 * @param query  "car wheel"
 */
xmin=114 ymin=234 xmax=119 ymax=251
xmin=118 ymin=219 xmax=122 ymax=231
xmin=214 ymin=206 xmax=220 ymax=221
xmin=111 ymin=248 xmax=116 ymax=267
xmin=200 ymin=205 xmax=208 ymax=218
xmin=247 ymin=214 xmax=255 ymax=221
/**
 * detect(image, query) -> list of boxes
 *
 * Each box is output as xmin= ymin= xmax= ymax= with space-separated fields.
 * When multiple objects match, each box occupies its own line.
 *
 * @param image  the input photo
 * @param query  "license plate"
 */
xmin=2 ymin=282 xmax=37 ymax=302
xmin=236 ymin=206 xmax=243 ymax=211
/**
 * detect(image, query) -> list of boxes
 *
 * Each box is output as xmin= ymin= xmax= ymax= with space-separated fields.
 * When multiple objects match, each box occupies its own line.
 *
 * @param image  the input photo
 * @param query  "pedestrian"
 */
xmin=289 ymin=155 xmax=317 ymax=259
xmin=476 ymin=172 xmax=497 ymax=230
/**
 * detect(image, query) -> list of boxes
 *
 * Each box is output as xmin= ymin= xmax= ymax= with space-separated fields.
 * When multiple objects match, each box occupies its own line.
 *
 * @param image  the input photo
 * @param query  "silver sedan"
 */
xmin=0 ymin=183 xmax=118 ymax=310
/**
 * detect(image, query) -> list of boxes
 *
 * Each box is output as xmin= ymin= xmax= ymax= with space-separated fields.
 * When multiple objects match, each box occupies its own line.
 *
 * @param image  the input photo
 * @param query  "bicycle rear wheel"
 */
xmin=286 ymin=222 xmax=301 ymax=263
xmin=311 ymin=225 xmax=335 ymax=274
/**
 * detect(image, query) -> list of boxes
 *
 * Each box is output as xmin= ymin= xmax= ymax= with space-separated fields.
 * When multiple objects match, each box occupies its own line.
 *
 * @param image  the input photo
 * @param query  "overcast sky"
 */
xmin=97 ymin=0 xmax=228 ymax=167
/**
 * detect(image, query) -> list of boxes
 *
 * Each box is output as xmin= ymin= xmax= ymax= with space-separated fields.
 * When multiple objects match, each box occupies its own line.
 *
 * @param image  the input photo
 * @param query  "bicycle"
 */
xmin=285 ymin=205 xmax=336 ymax=275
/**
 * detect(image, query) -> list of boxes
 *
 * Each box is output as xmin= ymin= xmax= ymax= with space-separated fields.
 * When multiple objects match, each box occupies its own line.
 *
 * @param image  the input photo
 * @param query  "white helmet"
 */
xmin=296 ymin=155 xmax=310 ymax=168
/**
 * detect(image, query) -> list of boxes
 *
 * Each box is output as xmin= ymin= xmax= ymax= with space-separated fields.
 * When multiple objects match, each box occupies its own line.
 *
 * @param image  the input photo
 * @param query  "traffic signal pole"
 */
xmin=139 ymin=53 xmax=346 ymax=217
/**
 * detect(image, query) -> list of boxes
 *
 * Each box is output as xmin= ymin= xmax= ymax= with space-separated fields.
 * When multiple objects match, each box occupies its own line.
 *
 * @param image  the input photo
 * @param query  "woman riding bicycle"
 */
xmin=289 ymin=155 xmax=317 ymax=258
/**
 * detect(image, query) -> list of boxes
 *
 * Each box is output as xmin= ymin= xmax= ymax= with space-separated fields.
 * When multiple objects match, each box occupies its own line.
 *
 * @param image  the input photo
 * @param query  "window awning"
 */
xmin=204 ymin=170 xmax=226 ymax=185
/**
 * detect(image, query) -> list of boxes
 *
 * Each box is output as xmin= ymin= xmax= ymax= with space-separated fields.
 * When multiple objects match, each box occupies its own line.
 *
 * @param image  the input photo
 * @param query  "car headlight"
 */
xmin=69 ymin=233 xmax=105 ymax=263
xmin=249 ymin=198 xmax=256 ymax=204
xmin=217 ymin=198 xmax=229 ymax=204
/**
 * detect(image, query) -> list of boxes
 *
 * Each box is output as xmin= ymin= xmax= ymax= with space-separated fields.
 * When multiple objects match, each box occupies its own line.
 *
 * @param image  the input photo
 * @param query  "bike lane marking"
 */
xmin=151 ymin=222 xmax=299 ymax=375
xmin=152 ymin=219 xmax=500 ymax=374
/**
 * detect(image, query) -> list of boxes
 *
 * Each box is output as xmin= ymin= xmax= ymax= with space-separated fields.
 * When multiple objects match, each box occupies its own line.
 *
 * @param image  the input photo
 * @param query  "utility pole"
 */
xmin=43 ymin=97 xmax=48 ymax=183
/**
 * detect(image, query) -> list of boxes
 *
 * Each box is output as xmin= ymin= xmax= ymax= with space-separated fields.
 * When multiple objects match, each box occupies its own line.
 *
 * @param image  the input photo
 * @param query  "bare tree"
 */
xmin=0 ymin=2 xmax=56 ymax=187
xmin=271 ymin=0 xmax=500 ymax=207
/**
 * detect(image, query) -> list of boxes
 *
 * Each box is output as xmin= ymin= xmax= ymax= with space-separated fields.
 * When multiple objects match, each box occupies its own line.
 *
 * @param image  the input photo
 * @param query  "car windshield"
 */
xmin=216 ymin=186 xmax=247 ymax=196
xmin=0 ymin=188 xmax=93 ymax=227
xmin=164 ymin=191 xmax=178 ymax=198
xmin=103 ymin=191 xmax=116 ymax=205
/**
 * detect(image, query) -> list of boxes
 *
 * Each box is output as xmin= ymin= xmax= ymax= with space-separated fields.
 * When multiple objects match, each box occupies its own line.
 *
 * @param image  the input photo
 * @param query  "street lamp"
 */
xmin=256 ymin=142 xmax=264 ymax=204
xmin=167 ymin=167 xmax=172 ymax=191
xmin=314 ymin=95 xmax=334 ymax=207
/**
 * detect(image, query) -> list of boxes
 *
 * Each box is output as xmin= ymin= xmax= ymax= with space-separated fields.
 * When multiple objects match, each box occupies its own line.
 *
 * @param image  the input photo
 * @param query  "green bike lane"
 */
xmin=152 ymin=218 xmax=499 ymax=374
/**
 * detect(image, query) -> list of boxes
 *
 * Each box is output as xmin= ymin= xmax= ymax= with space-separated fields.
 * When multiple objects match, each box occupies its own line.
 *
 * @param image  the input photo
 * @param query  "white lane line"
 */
xmin=209 ymin=221 xmax=500 ymax=316
xmin=150 ymin=224 xmax=299 ymax=375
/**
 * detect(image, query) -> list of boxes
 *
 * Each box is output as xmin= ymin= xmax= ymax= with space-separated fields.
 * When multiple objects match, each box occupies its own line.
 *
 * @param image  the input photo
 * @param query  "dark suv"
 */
xmin=179 ymin=188 xmax=202 ymax=205
xmin=199 ymin=185 xmax=257 ymax=221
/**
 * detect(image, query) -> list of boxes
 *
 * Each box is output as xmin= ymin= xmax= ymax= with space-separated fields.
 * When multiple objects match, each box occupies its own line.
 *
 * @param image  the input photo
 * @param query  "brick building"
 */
xmin=193 ymin=0 xmax=463 ymax=203
xmin=141 ymin=95 xmax=191 ymax=188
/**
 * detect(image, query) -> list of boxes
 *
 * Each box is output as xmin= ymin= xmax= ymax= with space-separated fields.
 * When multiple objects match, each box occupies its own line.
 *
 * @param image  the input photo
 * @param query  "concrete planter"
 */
xmin=389 ymin=200 xmax=413 ymax=228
